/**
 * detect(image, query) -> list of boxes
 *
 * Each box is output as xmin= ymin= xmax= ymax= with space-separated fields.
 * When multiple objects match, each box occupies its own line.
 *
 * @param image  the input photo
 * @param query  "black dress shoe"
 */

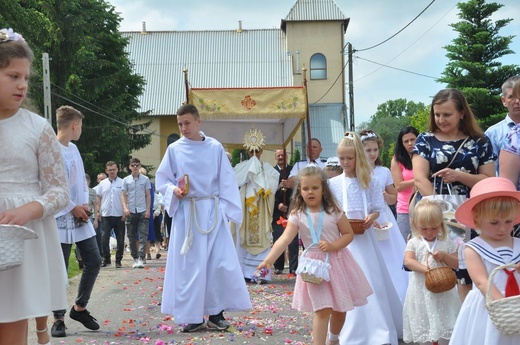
xmin=51 ymin=320 xmax=66 ymax=337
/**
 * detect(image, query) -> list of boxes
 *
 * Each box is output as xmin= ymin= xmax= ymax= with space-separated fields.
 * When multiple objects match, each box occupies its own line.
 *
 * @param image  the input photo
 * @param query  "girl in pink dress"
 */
xmin=258 ymin=166 xmax=372 ymax=345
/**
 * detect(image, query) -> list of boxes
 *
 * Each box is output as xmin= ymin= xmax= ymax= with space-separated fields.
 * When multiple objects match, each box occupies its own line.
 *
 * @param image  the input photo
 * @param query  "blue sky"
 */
xmin=109 ymin=0 xmax=520 ymax=125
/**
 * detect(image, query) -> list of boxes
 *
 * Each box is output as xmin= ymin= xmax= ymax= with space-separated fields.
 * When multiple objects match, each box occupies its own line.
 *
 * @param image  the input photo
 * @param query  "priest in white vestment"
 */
xmin=233 ymin=128 xmax=279 ymax=283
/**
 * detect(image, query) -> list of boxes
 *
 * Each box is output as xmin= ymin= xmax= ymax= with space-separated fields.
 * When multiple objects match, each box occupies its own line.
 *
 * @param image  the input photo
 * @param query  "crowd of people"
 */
xmin=1 ymin=27 xmax=520 ymax=345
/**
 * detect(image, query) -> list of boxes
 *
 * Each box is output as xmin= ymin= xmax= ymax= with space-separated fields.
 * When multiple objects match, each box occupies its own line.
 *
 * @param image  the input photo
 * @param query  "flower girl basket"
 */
xmin=0 ymin=224 xmax=38 ymax=271
xmin=373 ymin=205 xmax=392 ymax=241
xmin=485 ymin=264 xmax=520 ymax=335
xmin=297 ymin=243 xmax=331 ymax=284
xmin=342 ymin=178 xmax=369 ymax=235
xmin=424 ymin=251 xmax=457 ymax=293
xmin=295 ymin=208 xmax=331 ymax=284
xmin=349 ymin=219 xmax=366 ymax=235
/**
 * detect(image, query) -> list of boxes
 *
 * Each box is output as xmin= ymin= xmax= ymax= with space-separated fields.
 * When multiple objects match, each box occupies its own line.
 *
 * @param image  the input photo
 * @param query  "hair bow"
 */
xmin=0 ymin=28 xmax=25 ymax=43
xmin=343 ymin=132 xmax=355 ymax=140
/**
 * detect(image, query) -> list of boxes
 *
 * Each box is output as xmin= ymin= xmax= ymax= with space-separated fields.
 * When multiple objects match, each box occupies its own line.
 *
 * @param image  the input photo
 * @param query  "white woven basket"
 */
xmin=0 ymin=224 xmax=38 ymax=271
xmin=485 ymin=264 xmax=520 ymax=335
xmin=374 ymin=206 xmax=393 ymax=241
xmin=296 ymin=243 xmax=331 ymax=284
xmin=374 ymin=222 xmax=392 ymax=241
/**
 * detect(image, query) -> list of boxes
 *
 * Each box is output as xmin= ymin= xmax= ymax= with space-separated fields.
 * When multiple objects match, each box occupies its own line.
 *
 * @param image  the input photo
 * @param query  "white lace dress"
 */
xmin=0 ymin=109 xmax=69 ymax=322
xmin=403 ymin=237 xmax=460 ymax=343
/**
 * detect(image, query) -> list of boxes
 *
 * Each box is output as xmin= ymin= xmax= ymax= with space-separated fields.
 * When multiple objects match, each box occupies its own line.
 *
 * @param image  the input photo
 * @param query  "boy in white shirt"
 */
xmin=51 ymin=105 xmax=101 ymax=338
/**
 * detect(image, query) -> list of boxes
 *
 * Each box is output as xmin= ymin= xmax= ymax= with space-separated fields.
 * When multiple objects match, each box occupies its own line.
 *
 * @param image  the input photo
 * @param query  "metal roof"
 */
xmin=285 ymin=0 xmax=348 ymax=22
xmin=122 ymin=29 xmax=293 ymax=116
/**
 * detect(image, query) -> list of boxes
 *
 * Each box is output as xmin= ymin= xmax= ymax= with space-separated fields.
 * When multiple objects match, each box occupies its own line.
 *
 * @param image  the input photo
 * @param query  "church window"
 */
xmin=310 ymin=53 xmax=327 ymax=80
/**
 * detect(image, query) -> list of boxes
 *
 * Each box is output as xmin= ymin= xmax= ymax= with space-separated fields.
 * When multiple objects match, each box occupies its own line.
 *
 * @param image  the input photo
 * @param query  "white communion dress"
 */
xmin=0 ymin=109 xmax=69 ymax=322
xmin=372 ymin=165 xmax=409 ymax=303
xmin=330 ymin=175 xmax=403 ymax=345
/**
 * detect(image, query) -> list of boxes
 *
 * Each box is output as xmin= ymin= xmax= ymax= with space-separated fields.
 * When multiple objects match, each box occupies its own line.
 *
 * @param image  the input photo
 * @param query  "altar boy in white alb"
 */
xmin=155 ymin=104 xmax=251 ymax=333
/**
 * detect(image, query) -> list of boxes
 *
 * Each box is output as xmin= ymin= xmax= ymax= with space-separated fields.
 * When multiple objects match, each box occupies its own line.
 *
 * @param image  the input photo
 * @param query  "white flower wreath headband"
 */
xmin=0 ymin=28 xmax=25 ymax=43
xmin=360 ymin=132 xmax=378 ymax=142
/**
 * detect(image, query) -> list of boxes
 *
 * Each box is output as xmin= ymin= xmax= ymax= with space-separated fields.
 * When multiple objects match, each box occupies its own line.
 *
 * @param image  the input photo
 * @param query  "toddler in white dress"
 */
xmin=403 ymin=198 xmax=460 ymax=344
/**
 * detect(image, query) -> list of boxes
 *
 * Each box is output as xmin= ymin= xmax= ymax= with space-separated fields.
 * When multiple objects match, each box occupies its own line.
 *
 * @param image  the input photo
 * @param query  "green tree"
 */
xmin=410 ymin=107 xmax=430 ymax=133
xmin=289 ymin=149 xmax=301 ymax=166
xmin=0 ymin=1 xmax=53 ymax=97
xmin=372 ymin=99 xmax=427 ymax=119
xmin=361 ymin=99 xmax=427 ymax=167
xmin=232 ymin=149 xmax=241 ymax=167
xmin=438 ymin=0 xmax=520 ymax=127
xmin=2 ymin=0 xmax=152 ymax=176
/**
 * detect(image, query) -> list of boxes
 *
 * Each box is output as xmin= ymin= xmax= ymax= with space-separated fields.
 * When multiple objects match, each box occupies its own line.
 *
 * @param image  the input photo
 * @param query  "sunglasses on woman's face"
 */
xmin=131 ymin=163 xmax=140 ymax=167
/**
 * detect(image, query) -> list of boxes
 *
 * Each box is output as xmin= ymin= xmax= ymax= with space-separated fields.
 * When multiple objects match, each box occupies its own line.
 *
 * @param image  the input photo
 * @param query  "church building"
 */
xmin=123 ymin=0 xmax=350 ymax=169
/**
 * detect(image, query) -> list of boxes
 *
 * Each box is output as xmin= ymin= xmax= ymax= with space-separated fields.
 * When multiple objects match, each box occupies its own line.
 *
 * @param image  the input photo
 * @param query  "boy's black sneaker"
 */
xmin=115 ymin=261 xmax=122 ymax=268
xmin=182 ymin=322 xmax=206 ymax=332
xmin=208 ymin=311 xmax=230 ymax=330
xmin=51 ymin=319 xmax=67 ymax=337
xmin=69 ymin=306 xmax=100 ymax=330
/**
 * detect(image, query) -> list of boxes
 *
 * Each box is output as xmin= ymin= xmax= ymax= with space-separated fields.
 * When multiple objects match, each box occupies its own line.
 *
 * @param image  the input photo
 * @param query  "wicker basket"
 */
xmin=486 ymin=264 xmax=520 ymax=335
xmin=296 ymin=243 xmax=330 ymax=285
xmin=301 ymin=271 xmax=324 ymax=285
xmin=0 ymin=224 xmax=38 ymax=271
xmin=349 ymin=219 xmax=366 ymax=235
xmin=424 ymin=252 xmax=457 ymax=293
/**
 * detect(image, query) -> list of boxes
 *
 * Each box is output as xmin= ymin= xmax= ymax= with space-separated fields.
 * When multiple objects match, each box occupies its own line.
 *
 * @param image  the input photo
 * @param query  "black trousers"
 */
xmin=272 ymin=222 xmax=299 ymax=273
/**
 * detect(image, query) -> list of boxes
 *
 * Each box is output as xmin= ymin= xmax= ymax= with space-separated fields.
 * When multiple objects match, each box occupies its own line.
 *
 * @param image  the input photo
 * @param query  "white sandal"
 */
xmin=36 ymin=327 xmax=51 ymax=345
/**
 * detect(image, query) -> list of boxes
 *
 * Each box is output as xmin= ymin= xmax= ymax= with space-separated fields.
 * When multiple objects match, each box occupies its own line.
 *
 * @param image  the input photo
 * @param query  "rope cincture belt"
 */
xmin=180 ymin=195 xmax=219 ymax=255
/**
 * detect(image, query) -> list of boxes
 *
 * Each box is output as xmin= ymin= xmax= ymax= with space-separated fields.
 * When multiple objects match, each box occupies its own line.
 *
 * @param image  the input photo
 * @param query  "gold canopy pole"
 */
xmin=302 ymin=67 xmax=312 ymax=159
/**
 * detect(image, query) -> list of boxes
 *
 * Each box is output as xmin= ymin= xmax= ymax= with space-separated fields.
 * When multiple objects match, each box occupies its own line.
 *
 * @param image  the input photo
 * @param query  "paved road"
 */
xmin=29 ymin=252 xmax=408 ymax=344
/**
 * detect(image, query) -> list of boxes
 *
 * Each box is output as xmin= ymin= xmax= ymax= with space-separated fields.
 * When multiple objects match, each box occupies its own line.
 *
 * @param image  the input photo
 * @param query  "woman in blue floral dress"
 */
xmin=412 ymin=88 xmax=496 ymax=301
